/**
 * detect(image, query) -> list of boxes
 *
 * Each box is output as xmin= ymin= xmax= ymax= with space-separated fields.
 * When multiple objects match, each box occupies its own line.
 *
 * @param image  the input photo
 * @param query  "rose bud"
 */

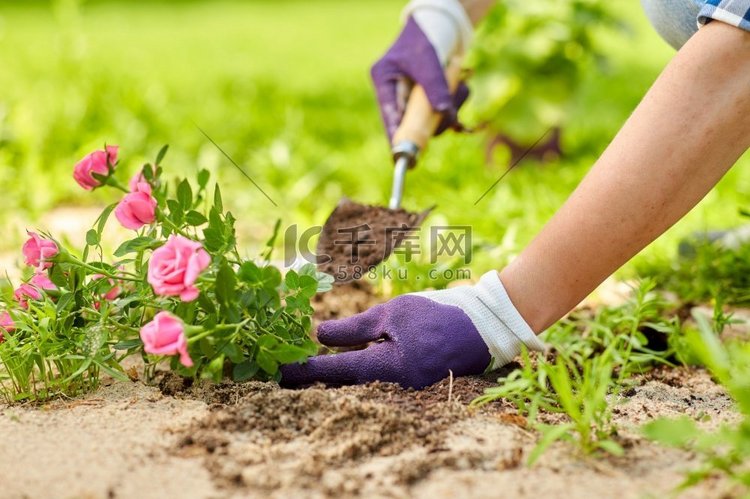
xmin=114 ymin=183 xmax=157 ymax=230
xmin=128 ymin=164 xmax=156 ymax=192
xmin=0 ymin=311 xmax=15 ymax=341
xmin=73 ymin=145 xmax=118 ymax=190
xmin=22 ymin=231 xmax=59 ymax=270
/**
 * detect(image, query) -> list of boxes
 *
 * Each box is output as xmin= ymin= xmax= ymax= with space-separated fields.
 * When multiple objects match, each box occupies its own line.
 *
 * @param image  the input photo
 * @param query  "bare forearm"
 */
xmin=500 ymin=21 xmax=750 ymax=332
xmin=459 ymin=0 xmax=495 ymax=25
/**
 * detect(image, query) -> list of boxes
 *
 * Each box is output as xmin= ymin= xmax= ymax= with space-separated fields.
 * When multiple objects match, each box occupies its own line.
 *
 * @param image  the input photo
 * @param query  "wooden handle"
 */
xmin=391 ymin=57 xmax=463 ymax=151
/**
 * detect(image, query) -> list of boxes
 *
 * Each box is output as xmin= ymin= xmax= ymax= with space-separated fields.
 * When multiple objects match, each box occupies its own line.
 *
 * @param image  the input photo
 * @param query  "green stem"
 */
xmin=157 ymin=211 xmax=192 ymax=238
xmin=67 ymin=256 xmax=139 ymax=282
xmin=187 ymin=319 xmax=251 ymax=344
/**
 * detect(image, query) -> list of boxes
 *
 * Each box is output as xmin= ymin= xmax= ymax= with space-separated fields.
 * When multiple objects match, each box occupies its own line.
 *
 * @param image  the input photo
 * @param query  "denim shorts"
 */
xmin=641 ymin=0 xmax=750 ymax=49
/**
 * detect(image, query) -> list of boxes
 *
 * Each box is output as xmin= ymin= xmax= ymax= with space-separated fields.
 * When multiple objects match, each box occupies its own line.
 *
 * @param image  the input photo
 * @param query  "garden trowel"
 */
xmin=318 ymin=60 xmax=462 ymax=283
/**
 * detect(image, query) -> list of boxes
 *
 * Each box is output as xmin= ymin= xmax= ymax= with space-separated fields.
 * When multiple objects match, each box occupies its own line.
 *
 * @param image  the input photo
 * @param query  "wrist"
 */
xmin=402 ymin=0 xmax=474 ymax=63
xmin=472 ymin=270 xmax=546 ymax=365
xmin=458 ymin=0 xmax=496 ymax=25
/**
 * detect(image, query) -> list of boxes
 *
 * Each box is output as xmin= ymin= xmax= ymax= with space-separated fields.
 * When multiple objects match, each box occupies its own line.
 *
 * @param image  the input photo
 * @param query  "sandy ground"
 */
xmin=0 ymin=212 xmax=744 ymax=498
xmin=0 ymin=366 xmax=739 ymax=499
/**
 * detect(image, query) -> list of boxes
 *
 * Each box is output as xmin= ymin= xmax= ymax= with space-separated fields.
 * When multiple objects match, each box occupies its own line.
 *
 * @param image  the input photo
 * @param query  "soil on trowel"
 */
xmin=317 ymin=198 xmax=431 ymax=283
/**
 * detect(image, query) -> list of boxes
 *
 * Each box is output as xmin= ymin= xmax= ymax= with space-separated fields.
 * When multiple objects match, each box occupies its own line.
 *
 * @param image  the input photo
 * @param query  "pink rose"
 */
xmin=14 ymin=273 xmax=57 ymax=308
xmin=128 ymin=165 xmax=155 ymax=192
xmin=0 ymin=311 xmax=14 ymax=341
xmin=73 ymin=145 xmax=119 ymax=190
xmin=22 ymin=231 xmax=59 ymax=269
xmin=92 ymin=274 xmax=121 ymax=301
xmin=30 ymin=272 xmax=57 ymax=291
xmin=14 ymin=284 xmax=40 ymax=309
xmin=140 ymin=311 xmax=193 ymax=367
xmin=148 ymin=235 xmax=211 ymax=302
xmin=114 ymin=183 xmax=157 ymax=230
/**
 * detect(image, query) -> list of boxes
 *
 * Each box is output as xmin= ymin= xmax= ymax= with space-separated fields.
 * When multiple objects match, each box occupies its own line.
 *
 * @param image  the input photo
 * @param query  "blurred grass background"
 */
xmin=0 ymin=0 xmax=748 ymax=287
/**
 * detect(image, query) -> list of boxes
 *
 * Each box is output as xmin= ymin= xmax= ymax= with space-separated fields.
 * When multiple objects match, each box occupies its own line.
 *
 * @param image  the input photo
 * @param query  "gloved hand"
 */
xmin=371 ymin=0 xmax=474 ymax=142
xmin=280 ymin=271 xmax=546 ymax=390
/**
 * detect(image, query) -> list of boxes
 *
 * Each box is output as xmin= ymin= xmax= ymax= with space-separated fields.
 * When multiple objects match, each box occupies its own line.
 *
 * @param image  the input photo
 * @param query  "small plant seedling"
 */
xmin=474 ymin=280 xmax=679 ymax=463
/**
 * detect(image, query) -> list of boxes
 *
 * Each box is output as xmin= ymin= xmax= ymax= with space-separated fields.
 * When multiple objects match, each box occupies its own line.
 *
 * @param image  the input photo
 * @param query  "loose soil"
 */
xmin=0 ymin=367 xmax=738 ymax=499
xmin=317 ymin=198 xmax=431 ymax=283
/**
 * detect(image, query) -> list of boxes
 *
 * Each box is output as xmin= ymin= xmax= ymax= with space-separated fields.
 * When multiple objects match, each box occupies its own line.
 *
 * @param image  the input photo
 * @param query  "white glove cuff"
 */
xmin=403 ymin=0 xmax=474 ymax=63
xmin=474 ymin=271 xmax=547 ymax=365
xmin=412 ymin=270 xmax=546 ymax=367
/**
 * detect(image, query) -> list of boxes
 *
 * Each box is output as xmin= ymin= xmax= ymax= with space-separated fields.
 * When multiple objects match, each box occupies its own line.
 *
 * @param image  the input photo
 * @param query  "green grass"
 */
xmin=2 ymin=0 xmax=749 ymax=280
xmin=472 ymin=280 xmax=680 ymax=460
xmin=643 ymin=309 xmax=750 ymax=494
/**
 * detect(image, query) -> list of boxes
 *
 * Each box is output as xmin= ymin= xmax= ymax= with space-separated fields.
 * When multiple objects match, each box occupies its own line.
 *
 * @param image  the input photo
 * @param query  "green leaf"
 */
xmin=185 ymin=210 xmax=208 ymax=226
xmin=199 ymin=338 xmax=216 ymax=358
xmin=268 ymin=344 xmax=310 ymax=364
xmin=177 ymin=179 xmax=193 ymax=210
xmin=142 ymin=163 xmax=155 ymax=181
xmin=201 ymin=354 xmax=225 ymax=382
xmin=214 ymin=185 xmax=223 ymax=213
xmin=216 ymin=262 xmax=237 ymax=308
xmin=239 ymin=261 xmax=262 ymax=284
xmin=167 ymin=199 xmax=184 ymax=225
xmin=95 ymin=203 xmax=117 ymax=239
xmin=285 ymin=270 xmax=300 ymax=289
xmin=49 ymin=264 xmax=68 ymax=288
xmin=220 ymin=343 xmax=245 ymax=364
xmin=86 ymin=229 xmax=99 ymax=246
xmin=113 ymin=338 xmax=142 ymax=351
xmin=208 ymin=207 xmax=223 ymax=231
xmin=197 ymin=292 xmax=217 ymax=315
xmin=299 ymin=275 xmax=318 ymax=299
xmin=257 ymin=335 xmax=279 ymax=349
xmin=597 ymin=439 xmax=624 ymax=456
xmin=641 ymin=417 xmax=699 ymax=447
xmin=56 ymin=292 xmax=74 ymax=313
xmin=114 ymin=237 xmax=159 ymax=257
xmin=233 ymin=359 xmax=259 ymax=382
xmin=155 ymin=144 xmax=169 ymax=165
xmin=298 ymin=263 xmax=334 ymax=292
xmin=202 ymin=228 xmax=224 ymax=253
xmin=197 ymin=169 xmax=210 ymax=190
xmin=316 ymin=274 xmax=334 ymax=292
xmin=261 ymin=219 xmax=281 ymax=261
xmin=256 ymin=350 xmax=277 ymax=375
xmin=94 ymin=360 xmax=130 ymax=382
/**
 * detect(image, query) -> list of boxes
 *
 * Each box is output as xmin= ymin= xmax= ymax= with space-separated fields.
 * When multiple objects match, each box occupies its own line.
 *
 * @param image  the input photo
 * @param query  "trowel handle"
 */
xmin=391 ymin=57 xmax=463 ymax=154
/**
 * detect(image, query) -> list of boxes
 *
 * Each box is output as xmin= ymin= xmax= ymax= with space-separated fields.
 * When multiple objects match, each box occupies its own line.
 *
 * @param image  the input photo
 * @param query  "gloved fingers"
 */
xmin=395 ymin=77 xmax=412 ymax=118
xmin=279 ymin=348 xmax=370 ymax=387
xmin=316 ymin=304 xmax=386 ymax=347
xmin=435 ymin=82 xmax=469 ymax=136
xmin=371 ymin=59 xmax=404 ymax=142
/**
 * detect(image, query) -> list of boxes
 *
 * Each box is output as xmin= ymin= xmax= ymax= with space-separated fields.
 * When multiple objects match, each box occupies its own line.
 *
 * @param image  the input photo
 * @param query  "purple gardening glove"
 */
xmin=371 ymin=8 xmax=472 ymax=143
xmin=281 ymin=271 xmax=546 ymax=390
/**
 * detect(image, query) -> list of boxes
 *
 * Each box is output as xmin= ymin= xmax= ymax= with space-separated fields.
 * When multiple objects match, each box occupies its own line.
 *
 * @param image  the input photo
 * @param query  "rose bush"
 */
xmin=0 ymin=145 xmax=331 ymax=402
